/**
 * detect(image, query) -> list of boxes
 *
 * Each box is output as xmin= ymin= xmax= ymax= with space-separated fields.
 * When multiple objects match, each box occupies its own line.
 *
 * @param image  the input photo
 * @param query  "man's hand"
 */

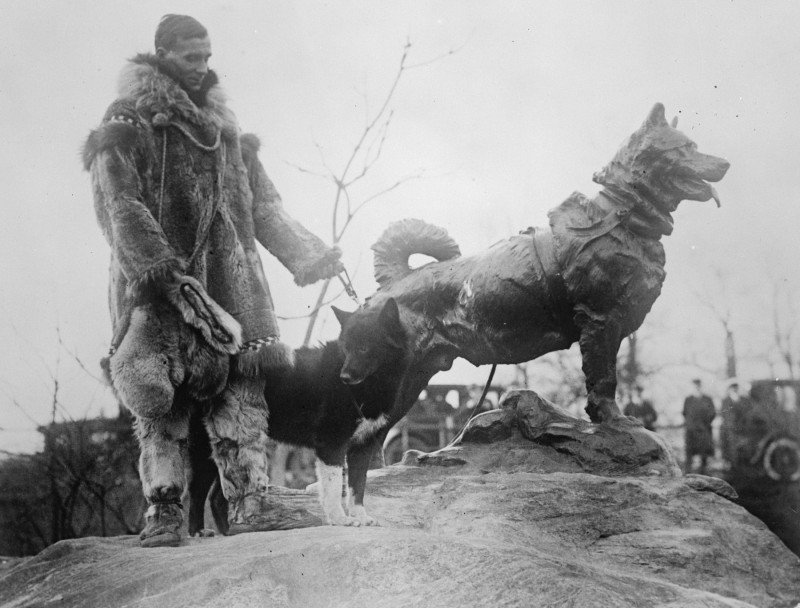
xmin=294 ymin=246 xmax=345 ymax=286
xmin=165 ymin=273 xmax=242 ymax=354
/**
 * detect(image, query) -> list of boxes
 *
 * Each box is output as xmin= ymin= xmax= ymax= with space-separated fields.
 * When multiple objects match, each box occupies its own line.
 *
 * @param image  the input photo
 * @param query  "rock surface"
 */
xmin=2 ymin=390 xmax=799 ymax=608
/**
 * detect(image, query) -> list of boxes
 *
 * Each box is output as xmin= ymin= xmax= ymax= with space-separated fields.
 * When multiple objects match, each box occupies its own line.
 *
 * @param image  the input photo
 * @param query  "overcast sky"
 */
xmin=2 ymin=1 xmax=799 ymax=452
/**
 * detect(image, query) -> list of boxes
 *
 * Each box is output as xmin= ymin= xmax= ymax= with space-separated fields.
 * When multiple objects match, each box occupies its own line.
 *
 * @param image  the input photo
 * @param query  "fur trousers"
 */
xmin=110 ymin=302 xmax=270 ymax=508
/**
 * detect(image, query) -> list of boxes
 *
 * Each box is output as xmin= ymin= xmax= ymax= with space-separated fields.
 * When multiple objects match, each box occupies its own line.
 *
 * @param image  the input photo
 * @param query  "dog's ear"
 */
xmin=670 ymin=116 xmax=678 ymax=128
xmin=645 ymin=103 xmax=668 ymax=128
xmin=332 ymin=306 xmax=353 ymax=327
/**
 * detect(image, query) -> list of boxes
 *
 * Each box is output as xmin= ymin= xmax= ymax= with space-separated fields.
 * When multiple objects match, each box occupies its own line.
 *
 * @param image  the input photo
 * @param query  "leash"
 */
xmin=447 ymin=363 xmax=498 ymax=447
xmin=337 ymin=267 xmax=360 ymax=305
xmin=467 ymin=364 xmax=497 ymax=424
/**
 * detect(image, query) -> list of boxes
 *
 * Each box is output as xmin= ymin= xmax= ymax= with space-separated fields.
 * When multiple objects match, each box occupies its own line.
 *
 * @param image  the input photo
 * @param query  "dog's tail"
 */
xmin=372 ymin=218 xmax=461 ymax=287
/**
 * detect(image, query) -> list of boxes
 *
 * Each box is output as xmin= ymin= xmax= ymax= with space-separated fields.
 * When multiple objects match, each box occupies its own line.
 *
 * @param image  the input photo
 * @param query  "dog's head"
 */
xmin=592 ymin=103 xmax=730 ymax=236
xmin=333 ymin=298 xmax=406 ymax=385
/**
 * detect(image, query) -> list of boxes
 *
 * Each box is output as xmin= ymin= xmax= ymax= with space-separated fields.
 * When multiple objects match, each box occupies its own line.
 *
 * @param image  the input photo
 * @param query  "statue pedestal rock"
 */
xmin=412 ymin=389 xmax=684 ymax=478
xmin=5 ymin=390 xmax=800 ymax=608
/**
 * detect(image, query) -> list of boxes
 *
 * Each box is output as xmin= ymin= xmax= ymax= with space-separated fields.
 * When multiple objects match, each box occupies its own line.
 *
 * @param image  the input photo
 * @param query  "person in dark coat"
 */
xmin=683 ymin=379 xmax=716 ymax=474
xmin=623 ymin=384 xmax=658 ymax=431
xmin=83 ymin=15 xmax=343 ymax=546
xmin=720 ymin=380 xmax=754 ymax=464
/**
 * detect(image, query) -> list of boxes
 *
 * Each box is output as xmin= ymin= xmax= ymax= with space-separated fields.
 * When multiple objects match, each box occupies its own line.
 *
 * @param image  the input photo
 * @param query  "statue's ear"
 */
xmin=332 ymin=306 xmax=352 ymax=327
xmin=645 ymin=103 xmax=667 ymax=127
xmin=379 ymin=298 xmax=401 ymax=329
xmin=379 ymin=298 xmax=405 ymax=347
xmin=380 ymin=298 xmax=400 ymax=327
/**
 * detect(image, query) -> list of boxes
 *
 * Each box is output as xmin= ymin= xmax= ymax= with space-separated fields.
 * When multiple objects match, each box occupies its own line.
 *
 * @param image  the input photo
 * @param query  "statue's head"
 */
xmin=592 ymin=103 xmax=729 ymax=236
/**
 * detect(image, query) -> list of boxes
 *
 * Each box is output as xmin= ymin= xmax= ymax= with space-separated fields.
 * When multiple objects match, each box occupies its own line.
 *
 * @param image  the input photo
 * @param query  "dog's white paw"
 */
xmin=349 ymin=505 xmax=378 ymax=526
xmin=327 ymin=513 xmax=361 ymax=527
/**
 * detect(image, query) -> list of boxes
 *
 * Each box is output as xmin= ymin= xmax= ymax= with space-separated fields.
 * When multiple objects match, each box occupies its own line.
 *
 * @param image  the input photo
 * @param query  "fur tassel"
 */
xmin=240 ymin=133 xmax=261 ymax=158
xmin=234 ymin=341 xmax=295 ymax=377
xmin=165 ymin=275 xmax=243 ymax=355
xmin=99 ymin=355 xmax=114 ymax=387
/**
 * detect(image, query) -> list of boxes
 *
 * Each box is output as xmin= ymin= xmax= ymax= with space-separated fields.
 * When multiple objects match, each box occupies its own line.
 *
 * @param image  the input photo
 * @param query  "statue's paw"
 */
xmin=684 ymin=474 xmax=738 ymax=500
xmin=602 ymin=414 xmax=643 ymax=429
xmin=191 ymin=528 xmax=216 ymax=538
xmin=623 ymin=415 xmax=644 ymax=427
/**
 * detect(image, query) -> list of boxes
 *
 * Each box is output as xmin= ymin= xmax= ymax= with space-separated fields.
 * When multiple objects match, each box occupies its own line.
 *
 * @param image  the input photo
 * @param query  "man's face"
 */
xmin=158 ymin=36 xmax=212 ymax=92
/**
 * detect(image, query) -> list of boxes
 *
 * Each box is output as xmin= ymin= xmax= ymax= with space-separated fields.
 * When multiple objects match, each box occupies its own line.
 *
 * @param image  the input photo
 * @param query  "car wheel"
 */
xmin=762 ymin=437 xmax=800 ymax=482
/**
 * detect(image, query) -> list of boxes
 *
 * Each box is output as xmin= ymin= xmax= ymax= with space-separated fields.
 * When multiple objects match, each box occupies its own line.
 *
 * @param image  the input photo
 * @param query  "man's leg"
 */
xmin=205 ymin=372 xmax=273 ymax=533
xmin=136 ymin=408 xmax=190 ymax=547
xmin=109 ymin=304 xmax=191 ymax=547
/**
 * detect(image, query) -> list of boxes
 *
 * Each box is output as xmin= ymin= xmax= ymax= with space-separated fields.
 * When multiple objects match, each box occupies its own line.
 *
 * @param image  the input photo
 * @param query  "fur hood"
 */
xmin=119 ymin=53 xmax=238 ymax=140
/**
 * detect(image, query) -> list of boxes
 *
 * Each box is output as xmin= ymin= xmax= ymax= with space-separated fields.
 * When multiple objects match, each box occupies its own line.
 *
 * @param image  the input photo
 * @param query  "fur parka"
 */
xmin=84 ymin=54 xmax=339 ymax=375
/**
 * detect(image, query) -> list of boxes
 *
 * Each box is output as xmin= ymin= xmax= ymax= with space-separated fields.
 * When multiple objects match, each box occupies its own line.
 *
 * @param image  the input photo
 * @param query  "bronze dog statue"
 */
xmin=337 ymin=103 xmax=729 ymax=424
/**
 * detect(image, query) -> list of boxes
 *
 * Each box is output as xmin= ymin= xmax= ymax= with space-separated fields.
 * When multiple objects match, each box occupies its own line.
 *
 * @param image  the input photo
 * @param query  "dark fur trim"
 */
xmin=82 ymin=121 xmax=142 ymax=170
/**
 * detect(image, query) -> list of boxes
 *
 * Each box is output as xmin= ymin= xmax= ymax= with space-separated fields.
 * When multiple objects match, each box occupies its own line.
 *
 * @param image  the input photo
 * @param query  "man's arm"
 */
xmin=84 ymin=107 xmax=186 ymax=292
xmin=240 ymin=134 xmax=343 ymax=286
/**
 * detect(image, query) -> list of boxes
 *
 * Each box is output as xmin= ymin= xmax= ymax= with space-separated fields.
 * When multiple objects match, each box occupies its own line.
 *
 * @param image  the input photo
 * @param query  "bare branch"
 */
xmin=300 ymin=39 xmax=459 ymax=345
xmin=406 ymin=34 xmax=472 ymax=70
xmin=56 ymin=329 xmax=106 ymax=385
xmin=283 ymin=158 xmax=329 ymax=182
xmin=277 ymin=286 xmax=348 ymax=321
xmin=1 ymin=386 xmax=43 ymax=427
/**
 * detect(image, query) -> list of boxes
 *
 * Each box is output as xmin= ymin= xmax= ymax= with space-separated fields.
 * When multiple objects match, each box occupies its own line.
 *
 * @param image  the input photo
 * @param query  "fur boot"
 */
xmin=204 ymin=372 xmax=273 ymax=532
xmin=136 ymin=410 xmax=190 ymax=547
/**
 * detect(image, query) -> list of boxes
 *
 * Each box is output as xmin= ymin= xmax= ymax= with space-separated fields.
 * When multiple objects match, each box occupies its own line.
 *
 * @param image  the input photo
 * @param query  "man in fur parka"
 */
xmin=83 ymin=14 xmax=343 ymax=547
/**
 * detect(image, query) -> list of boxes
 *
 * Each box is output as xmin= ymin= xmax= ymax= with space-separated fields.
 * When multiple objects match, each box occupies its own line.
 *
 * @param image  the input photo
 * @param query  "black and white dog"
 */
xmin=189 ymin=300 xmax=408 ymax=532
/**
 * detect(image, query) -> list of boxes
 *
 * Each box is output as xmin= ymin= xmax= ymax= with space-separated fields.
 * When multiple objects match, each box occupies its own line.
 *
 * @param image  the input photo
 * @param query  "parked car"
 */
xmin=382 ymin=383 xmax=504 ymax=464
xmin=721 ymin=379 xmax=800 ymax=556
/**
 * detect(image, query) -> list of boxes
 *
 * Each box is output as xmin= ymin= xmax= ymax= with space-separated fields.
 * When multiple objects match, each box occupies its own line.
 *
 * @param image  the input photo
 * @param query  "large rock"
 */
xmin=2 ymin=390 xmax=798 ymax=608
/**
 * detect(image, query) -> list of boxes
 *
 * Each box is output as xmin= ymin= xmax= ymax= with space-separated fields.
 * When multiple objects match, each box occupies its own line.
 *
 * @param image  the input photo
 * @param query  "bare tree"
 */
xmin=691 ymin=267 xmax=743 ymax=380
xmin=0 ymin=331 xmax=141 ymax=555
xmin=294 ymin=41 xmax=458 ymax=346
xmin=769 ymin=277 xmax=799 ymax=380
